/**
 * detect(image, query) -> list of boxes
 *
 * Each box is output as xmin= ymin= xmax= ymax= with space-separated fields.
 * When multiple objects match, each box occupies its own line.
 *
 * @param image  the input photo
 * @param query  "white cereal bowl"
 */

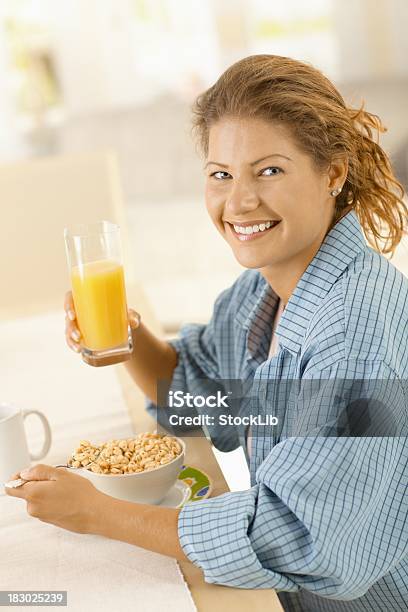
xmin=75 ymin=437 xmax=186 ymax=504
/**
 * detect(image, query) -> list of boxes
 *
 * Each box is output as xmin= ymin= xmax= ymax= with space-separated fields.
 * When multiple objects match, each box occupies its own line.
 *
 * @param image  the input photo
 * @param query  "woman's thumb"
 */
xmin=128 ymin=309 xmax=141 ymax=330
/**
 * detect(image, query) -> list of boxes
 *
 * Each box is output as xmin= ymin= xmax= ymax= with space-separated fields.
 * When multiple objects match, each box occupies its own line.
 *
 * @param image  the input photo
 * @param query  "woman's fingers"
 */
xmin=128 ymin=308 xmax=141 ymax=330
xmin=64 ymin=290 xmax=76 ymax=321
xmin=64 ymin=290 xmax=81 ymax=352
xmin=65 ymin=315 xmax=82 ymax=353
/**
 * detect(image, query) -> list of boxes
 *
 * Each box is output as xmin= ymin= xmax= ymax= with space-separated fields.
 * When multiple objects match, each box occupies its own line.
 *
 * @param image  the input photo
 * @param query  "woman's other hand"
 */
xmin=4 ymin=464 xmax=103 ymax=534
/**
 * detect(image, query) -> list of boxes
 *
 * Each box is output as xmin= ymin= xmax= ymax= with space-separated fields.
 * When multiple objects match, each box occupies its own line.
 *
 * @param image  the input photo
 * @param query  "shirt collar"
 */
xmin=235 ymin=209 xmax=368 ymax=357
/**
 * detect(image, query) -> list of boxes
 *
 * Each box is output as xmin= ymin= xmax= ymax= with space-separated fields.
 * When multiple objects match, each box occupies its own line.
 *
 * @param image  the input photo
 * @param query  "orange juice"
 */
xmin=71 ymin=259 xmax=128 ymax=351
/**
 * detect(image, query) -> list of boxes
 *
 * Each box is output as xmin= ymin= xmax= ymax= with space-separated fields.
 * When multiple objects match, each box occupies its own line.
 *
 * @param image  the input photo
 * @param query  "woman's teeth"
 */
xmin=232 ymin=220 xmax=279 ymax=235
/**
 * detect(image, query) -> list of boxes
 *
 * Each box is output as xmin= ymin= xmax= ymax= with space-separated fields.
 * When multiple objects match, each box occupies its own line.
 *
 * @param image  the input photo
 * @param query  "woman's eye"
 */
xmin=210 ymin=171 xmax=231 ymax=180
xmin=209 ymin=167 xmax=282 ymax=180
xmin=261 ymin=167 xmax=282 ymax=176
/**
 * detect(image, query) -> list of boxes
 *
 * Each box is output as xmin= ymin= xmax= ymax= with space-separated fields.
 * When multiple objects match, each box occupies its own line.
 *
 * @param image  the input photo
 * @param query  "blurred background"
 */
xmin=0 ymin=0 xmax=407 ymax=331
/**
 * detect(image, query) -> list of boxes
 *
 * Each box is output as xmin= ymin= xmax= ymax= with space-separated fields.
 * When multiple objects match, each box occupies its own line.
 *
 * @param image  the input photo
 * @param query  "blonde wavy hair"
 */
xmin=192 ymin=55 xmax=407 ymax=257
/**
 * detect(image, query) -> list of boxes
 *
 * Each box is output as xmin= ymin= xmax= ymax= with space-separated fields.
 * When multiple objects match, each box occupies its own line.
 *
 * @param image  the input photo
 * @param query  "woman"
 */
xmin=6 ymin=55 xmax=408 ymax=611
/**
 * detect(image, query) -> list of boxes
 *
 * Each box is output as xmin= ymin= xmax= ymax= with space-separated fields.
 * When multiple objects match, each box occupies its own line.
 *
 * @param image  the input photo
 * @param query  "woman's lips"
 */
xmin=226 ymin=220 xmax=281 ymax=242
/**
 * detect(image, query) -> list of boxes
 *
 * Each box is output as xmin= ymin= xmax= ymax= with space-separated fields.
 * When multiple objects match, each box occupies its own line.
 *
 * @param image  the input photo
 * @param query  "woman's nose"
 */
xmin=225 ymin=181 xmax=260 ymax=216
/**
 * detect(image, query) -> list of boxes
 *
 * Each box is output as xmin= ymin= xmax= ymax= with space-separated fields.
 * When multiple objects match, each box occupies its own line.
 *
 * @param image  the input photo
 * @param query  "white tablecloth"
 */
xmin=0 ymin=311 xmax=196 ymax=612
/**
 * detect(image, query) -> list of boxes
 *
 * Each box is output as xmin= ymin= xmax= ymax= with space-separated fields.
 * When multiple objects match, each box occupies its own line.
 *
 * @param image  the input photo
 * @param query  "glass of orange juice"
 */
xmin=64 ymin=221 xmax=133 ymax=367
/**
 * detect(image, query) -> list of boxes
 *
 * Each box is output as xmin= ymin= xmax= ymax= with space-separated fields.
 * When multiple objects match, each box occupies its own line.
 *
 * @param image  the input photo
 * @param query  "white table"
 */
xmin=0 ymin=311 xmax=196 ymax=612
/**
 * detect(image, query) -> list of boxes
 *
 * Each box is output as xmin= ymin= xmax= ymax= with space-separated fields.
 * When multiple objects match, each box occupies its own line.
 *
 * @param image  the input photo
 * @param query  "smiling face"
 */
xmin=205 ymin=116 xmax=347 ymax=297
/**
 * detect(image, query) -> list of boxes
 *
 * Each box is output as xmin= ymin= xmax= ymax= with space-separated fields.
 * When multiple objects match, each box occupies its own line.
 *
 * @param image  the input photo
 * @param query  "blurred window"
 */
xmin=247 ymin=0 xmax=339 ymax=80
xmin=129 ymin=0 xmax=219 ymax=97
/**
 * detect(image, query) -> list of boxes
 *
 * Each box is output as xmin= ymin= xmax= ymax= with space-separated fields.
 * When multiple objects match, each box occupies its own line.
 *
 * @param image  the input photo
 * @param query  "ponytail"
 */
xmin=335 ymin=103 xmax=407 ymax=257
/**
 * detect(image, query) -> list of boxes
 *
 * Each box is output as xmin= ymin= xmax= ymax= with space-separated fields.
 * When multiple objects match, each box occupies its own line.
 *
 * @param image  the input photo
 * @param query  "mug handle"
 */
xmin=22 ymin=410 xmax=52 ymax=461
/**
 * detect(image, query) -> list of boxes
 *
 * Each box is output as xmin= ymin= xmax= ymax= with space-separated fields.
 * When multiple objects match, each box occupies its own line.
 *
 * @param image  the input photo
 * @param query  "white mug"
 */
xmin=0 ymin=402 xmax=52 ymax=489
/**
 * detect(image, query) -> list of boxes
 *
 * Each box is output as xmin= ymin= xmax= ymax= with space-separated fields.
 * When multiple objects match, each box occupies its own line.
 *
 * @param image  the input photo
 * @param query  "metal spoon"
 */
xmin=4 ymin=448 xmax=103 ymax=489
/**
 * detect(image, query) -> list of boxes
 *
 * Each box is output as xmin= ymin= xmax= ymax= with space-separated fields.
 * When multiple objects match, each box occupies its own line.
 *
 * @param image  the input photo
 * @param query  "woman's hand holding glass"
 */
xmin=64 ymin=290 xmax=141 ymax=355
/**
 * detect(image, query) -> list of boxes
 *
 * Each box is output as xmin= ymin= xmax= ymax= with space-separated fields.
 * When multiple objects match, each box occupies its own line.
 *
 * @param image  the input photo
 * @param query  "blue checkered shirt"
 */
xmin=146 ymin=210 xmax=408 ymax=611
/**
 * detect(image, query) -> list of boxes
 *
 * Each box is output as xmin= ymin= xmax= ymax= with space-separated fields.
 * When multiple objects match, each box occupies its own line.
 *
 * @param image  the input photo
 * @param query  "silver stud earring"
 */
xmin=330 ymin=187 xmax=342 ymax=197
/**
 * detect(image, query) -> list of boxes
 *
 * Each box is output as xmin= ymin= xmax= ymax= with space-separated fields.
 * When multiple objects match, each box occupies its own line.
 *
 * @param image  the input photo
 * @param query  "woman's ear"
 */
xmin=327 ymin=156 xmax=348 ymax=192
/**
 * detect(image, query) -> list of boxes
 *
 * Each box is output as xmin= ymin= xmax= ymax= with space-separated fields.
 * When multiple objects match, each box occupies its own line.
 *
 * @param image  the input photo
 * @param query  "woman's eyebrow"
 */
xmin=204 ymin=153 xmax=293 ymax=169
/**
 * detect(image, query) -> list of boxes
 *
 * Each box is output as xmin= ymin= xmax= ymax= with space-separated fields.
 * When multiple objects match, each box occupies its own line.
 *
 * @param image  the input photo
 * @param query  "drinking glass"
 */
xmin=64 ymin=221 xmax=133 ymax=367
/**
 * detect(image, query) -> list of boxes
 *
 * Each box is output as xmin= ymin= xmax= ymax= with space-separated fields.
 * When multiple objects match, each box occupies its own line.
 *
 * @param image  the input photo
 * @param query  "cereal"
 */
xmin=67 ymin=432 xmax=182 ymax=475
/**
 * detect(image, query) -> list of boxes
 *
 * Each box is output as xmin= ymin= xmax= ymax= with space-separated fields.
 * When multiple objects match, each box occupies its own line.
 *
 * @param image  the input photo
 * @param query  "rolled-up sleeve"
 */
xmin=178 ymin=360 xmax=408 ymax=599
